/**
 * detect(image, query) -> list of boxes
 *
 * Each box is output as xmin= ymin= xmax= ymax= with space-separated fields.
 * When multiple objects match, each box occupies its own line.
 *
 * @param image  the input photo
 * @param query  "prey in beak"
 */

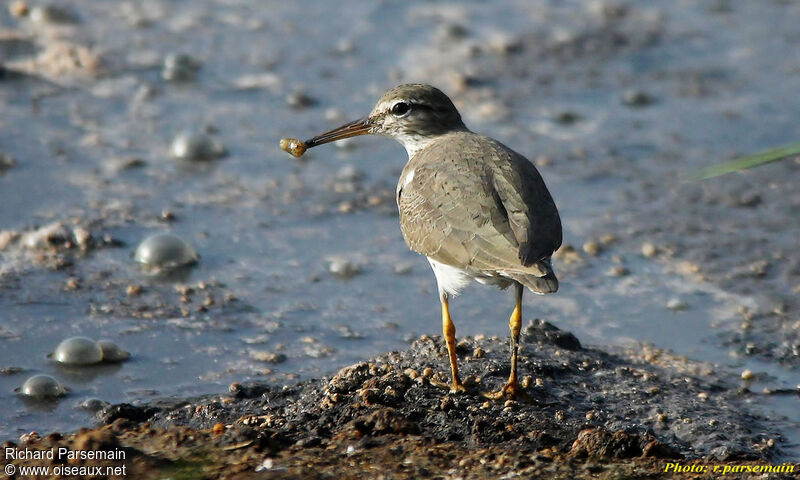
xmin=280 ymin=118 xmax=371 ymax=158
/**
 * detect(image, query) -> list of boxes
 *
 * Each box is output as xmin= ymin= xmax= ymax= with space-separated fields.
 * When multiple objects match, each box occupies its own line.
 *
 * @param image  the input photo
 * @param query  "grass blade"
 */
xmin=688 ymin=141 xmax=800 ymax=181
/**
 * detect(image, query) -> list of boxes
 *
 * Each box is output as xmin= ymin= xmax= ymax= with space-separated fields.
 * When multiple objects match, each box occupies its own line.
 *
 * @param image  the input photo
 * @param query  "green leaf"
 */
xmin=687 ymin=141 xmax=800 ymax=181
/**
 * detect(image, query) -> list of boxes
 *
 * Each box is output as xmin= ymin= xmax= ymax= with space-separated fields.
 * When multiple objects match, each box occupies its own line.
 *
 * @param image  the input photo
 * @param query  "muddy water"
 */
xmin=0 ymin=0 xmax=798 ymax=457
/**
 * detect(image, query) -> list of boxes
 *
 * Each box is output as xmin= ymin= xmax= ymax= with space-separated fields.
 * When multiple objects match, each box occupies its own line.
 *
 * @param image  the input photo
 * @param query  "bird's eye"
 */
xmin=391 ymin=102 xmax=411 ymax=117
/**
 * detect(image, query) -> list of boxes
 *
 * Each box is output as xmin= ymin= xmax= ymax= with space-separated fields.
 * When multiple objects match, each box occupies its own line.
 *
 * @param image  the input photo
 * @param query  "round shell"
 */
xmin=18 ymin=375 xmax=65 ymax=398
xmin=279 ymin=138 xmax=307 ymax=158
xmin=53 ymin=337 xmax=103 ymax=365
xmin=97 ymin=340 xmax=130 ymax=362
xmin=134 ymin=232 xmax=198 ymax=269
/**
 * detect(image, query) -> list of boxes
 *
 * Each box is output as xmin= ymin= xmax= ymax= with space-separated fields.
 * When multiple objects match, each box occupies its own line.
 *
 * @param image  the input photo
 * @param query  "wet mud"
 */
xmin=4 ymin=322 xmax=790 ymax=478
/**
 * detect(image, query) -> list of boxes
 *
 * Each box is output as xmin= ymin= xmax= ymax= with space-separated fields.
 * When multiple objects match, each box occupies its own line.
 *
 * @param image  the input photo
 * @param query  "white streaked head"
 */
xmin=302 ymin=84 xmax=468 ymax=158
xmin=367 ymin=84 xmax=467 ymax=157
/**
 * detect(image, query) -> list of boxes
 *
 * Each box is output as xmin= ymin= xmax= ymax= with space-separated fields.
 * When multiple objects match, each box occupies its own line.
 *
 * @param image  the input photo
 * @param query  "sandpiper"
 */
xmin=281 ymin=84 xmax=562 ymax=398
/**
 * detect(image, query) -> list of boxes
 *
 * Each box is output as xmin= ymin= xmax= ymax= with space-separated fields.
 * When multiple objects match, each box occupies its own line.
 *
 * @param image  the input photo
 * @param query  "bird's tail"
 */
xmin=507 ymin=257 xmax=558 ymax=294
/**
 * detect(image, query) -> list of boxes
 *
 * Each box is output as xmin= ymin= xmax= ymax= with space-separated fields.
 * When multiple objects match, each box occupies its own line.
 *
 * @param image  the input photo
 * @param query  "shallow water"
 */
xmin=1 ymin=0 xmax=798 ymax=457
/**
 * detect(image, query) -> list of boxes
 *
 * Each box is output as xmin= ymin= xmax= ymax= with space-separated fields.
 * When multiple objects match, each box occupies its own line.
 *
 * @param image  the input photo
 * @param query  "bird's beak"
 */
xmin=304 ymin=117 xmax=372 ymax=148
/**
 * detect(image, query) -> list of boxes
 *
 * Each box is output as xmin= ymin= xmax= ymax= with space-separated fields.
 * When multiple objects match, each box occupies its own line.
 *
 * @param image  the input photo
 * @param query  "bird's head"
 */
xmin=304 ymin=84 xmax=466 ymax=156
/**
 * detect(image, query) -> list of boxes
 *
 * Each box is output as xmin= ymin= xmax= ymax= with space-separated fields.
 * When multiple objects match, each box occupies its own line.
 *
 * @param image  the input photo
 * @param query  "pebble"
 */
xmin=170 ymin=131 xmax=226 ymax=161
xmin=251 ymin=351 xmax=287 ymax=364
xmin=335 ymin=324 xmax=363 ymax=339
xmin=666 ymin=298 xmax=688 ymax=311
xmin=606 ymin=266 xmax=629 ymax=277
xmin=23 ymin=222 xmax=73 ymax=250
xmin=52 ymin=337 xmax=103 ymax=365
xmin=0 ymin=152 xmax=16 ymax=171
xmin=97 ymin=340 xmax=130 ymax=362
xmin=134 ymin=232 xmax=198 ymax=269
xmin=17 ymin=375 xmax=65 ymax=399
xmin=328 ymin=257 xmax=361 ymax=278
xmin=741 ymin=370 xmax=754 ymax=381
xmin=622 ymin=89 xmax=655 ymax=107
xmin=8 ymin=1 xmax=28 ymax=17
xmin=393 ymin=263 xmax=413 ymax=275
xmin=286 ymin=91 xmax=318 ymax=109
xmin=162 ymin=53 xmax=202 ymax=82
xmin=554 ymin=111 xmax=581 ymax=124
xmin=641 ymin=242 xmax=658 ymax=258
xmin=77 ymin=398 xmax=110 ymax=412
xmin=582 ymin=241 xmax=601 ymax=256
xmin=29 ymin=5 xmax=78 ymax=24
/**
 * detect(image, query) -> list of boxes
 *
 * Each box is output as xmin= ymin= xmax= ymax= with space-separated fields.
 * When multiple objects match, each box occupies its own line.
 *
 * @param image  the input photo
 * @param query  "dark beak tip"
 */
xmin=304 ymin=117 xmax=372 ymax=148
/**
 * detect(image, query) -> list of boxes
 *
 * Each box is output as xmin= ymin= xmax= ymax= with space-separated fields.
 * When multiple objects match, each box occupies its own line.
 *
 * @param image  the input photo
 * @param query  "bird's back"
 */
xmin=396 ymin=131 xmax=561 ymax=293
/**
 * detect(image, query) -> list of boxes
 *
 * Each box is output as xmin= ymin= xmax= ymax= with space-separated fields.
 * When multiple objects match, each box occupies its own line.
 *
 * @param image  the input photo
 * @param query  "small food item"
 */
xmin=280 ymin=138 xmax=307 ymax=158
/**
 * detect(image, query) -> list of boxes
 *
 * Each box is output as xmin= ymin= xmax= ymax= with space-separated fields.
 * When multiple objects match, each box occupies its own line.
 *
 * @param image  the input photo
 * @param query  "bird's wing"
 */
xmin=397 ymin=133 xmax=560 ymax=276
xmin=488 ymin=138 xmax=562 ymax=266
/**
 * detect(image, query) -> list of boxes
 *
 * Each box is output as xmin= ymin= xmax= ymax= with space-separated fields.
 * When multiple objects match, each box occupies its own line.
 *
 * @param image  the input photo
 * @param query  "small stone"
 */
xmin=582 ymin=241 xmax=601 ymax=256
xmin=17 ymin=375 xmax=65 ymax=398
xmin=473 ymin=347 xmax=485 ymax=358
xmin=641 ymin=242 xmax=657 ymax=258
xmin=0 ymin=152 xmax=16 ymax=171
xmin=554 ymin=111 xmax=581 ymax=124
xmin=77 ymin=398 xmax=109 ymax=412
xmin=251 ymin=351 xmax=287 ymax=364
xmin=553 ymin=244 xmax=581 ymax=264
xmin=741 ymin=370 xmax=754 ymax=381
xmin=666 ymin=298 xmax=688 ymax=311
xmin=9 ymin=1 xmax=28 ymax=17
xmin=393 ymin=263 xmax=413 ymax=275
xmin=126 ymin=284 xmax=142 ymax=296
xmin=622 ymin=89 xmax=655 ymax=107
xmin=23 ymin=222 xmax=72 ymax=250
xmin=606 ymin=266 xmax=629 ymax=277
xmin=0 ymin=230 xmax=19 ymax=250
xmin=170 ymin=131 xmax=226 ymax=161
xmin=52 ymin=337 xmax=103 ymax=365
xmin=160 ymin=209 xmax=176 ymax=222
xmin=29 ymin=5 xmax=78 ymax=24
xmin=286 ymin=91 xmax=317 ymax=109
xmin=599 ymin=234 xmax=617 ymax=244
xmin=335 ymin=324 xmax=363 ymax=339
xmin=162 ymin=53 xmax=201 ymax=82
xmin=328 ymin=257 xmax=361 ymax=278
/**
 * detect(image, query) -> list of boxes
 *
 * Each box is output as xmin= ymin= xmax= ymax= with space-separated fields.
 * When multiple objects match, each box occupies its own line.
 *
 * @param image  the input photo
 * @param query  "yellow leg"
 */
xmin=486 ymin=283 xmax=525 ymax=399
xmin=440 ymin=292 xmax=466 ymax=393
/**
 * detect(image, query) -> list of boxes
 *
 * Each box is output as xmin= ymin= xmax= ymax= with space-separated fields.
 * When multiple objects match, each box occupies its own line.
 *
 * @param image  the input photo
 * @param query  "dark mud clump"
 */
xmin=5 ymin=322 xmax=778 ymax=479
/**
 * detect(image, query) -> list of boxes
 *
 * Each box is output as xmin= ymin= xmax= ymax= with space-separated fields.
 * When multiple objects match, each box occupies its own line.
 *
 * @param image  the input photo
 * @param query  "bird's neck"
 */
xmin=396 ymin=127 xmax=468 ymax=158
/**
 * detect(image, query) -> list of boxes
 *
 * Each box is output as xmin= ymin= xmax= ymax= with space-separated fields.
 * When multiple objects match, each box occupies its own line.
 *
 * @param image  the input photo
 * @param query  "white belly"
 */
xmin=427 ymin=258 xmax=512 ymax=296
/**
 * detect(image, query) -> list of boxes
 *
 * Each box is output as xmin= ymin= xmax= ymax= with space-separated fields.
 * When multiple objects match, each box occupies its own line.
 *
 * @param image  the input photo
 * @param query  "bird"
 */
xmin=282 ymin=84 xmax=562 ymax=398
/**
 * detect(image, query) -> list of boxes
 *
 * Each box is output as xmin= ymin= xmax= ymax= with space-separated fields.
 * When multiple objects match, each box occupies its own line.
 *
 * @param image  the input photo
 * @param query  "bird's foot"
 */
xmin=483 ymin=381 xmax=531 ymax=402
xmin=430 ymin=377 xmax=467 ymax=394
